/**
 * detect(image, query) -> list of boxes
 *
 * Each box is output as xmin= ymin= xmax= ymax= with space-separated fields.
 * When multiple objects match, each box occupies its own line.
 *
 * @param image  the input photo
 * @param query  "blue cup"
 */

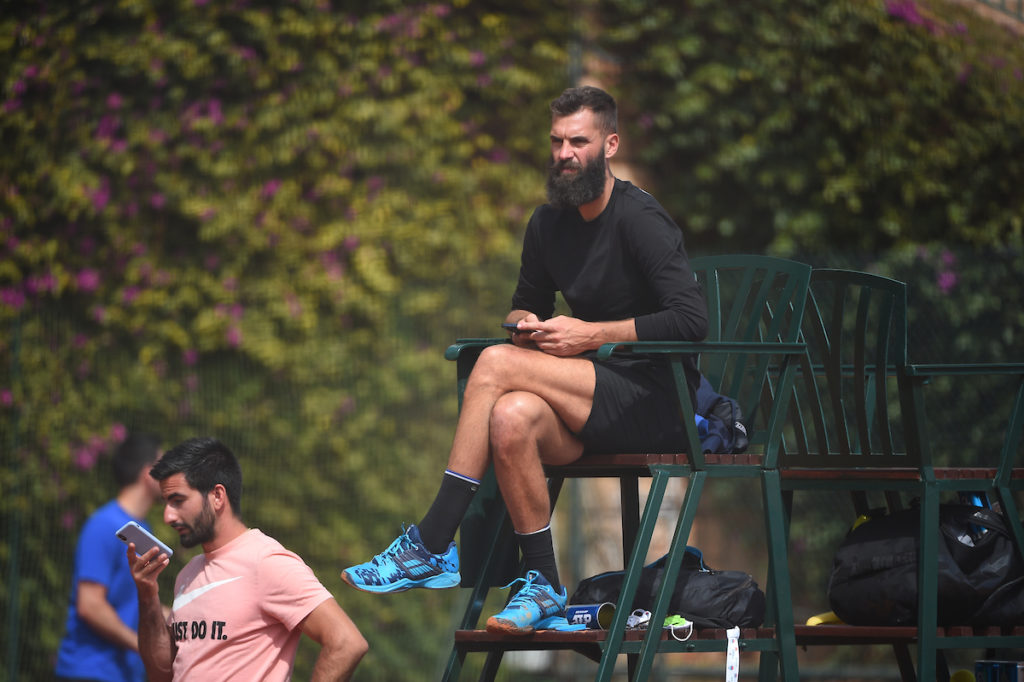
xmin=566 ymin=602 xmax=615 ymax=630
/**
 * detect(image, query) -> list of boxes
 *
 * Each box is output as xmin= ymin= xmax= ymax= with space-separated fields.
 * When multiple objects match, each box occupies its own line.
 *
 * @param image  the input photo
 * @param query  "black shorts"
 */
xmin=578 ymin=355 xmax=697 ymax=454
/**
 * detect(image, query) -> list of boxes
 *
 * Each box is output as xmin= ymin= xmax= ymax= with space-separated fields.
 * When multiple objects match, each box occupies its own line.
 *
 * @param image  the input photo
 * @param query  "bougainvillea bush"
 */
xmin=1 ymin=1 xmax=571 ymax=678
xmin=3 ymin=0 xmax=1023 ymax=679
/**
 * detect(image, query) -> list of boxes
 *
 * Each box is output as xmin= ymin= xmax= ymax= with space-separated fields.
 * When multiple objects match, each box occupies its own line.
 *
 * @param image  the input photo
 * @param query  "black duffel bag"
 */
xmin=570 ymin=546 xmax=766 ymax=629
xmin=827 ymin=504 xmax=1024 ymax=626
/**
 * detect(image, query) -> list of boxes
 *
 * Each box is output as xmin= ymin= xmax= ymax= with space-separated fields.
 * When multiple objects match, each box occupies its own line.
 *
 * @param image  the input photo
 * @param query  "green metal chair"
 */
xmin=443 ymin=254 xmax=812 ymax=682
xmin=778 ymin=268 xmax=1024 ymax=682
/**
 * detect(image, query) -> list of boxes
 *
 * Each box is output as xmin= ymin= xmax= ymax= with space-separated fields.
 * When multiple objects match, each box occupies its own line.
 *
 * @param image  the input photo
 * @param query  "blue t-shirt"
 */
xmin=55 ymin=500 xmax=149 ymax=682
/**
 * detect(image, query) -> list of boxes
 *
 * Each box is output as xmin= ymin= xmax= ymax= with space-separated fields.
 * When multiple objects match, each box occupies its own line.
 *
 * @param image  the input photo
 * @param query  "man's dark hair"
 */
xmin=550 ymin=86 xmax=618 ymax=135
xmin=112 ymin=432 xmax=161 ymax=489
xmin=151 ymin=437 xmax=243 ymax=516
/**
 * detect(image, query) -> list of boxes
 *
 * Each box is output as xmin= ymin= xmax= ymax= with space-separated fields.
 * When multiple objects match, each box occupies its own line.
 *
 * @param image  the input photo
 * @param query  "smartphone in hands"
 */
xmin=116 ymin=521 xmax=173 ymax=558
xmin=502 ymin=322 xmax=534 ymax=334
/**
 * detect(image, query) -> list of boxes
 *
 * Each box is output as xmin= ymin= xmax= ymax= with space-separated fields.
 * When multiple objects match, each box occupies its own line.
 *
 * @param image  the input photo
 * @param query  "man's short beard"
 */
xmin=545 ymin=146 xmax=608 ymax=209
xmin=179 ymin=497 xmax=217 ymax=549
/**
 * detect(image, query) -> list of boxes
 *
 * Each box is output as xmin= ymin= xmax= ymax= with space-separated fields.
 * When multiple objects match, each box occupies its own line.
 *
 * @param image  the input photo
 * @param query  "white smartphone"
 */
xmin=116 ymin=521 xmax=174 ymax=558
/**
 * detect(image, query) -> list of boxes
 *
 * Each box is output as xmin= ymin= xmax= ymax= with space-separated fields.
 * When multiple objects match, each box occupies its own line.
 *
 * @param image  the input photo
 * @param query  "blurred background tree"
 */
xmin=2 ymin=0 xmax=1022 ymax=679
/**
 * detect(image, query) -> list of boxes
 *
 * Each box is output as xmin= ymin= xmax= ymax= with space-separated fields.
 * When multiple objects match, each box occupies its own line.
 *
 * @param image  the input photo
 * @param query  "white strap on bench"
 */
xmin=726 ymin=626 xmax=741 ymax=682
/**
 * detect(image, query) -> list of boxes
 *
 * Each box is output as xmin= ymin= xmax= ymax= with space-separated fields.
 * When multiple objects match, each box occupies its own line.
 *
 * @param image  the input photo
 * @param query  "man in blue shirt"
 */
xmin=56 ymin=432 xmax=164 ymax=682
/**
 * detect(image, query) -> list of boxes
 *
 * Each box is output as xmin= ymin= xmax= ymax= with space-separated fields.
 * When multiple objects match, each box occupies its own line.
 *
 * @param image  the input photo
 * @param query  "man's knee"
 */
xmin=465 ymin=344 xmax=517 ymax=390
xmin=489 ymin=392 xmax=546 ymax=452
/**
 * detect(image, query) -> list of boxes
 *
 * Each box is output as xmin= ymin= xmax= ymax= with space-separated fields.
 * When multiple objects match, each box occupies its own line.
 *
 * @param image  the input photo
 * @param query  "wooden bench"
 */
xmin=441 ymin=255 xmax=813 ymax=682
xmin=778 ymin=269 xmax=1024 ymax=682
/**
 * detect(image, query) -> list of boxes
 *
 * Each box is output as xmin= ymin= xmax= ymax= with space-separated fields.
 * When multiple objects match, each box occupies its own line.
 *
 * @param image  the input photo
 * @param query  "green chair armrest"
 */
xmin=596 ymin=340 xmax=805 ymax=359
xmin=906 ymin=363 xmax=1024 ymax=378
xmin=445 ymin=338 xmax=509 ymax=361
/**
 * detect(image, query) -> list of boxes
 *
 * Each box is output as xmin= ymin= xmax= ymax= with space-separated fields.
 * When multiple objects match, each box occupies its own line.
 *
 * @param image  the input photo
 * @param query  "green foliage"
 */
xmin=1 ymin=1 xmax=571 ymax=679
xmin=3 ymin=0 xmax=1023 ymax=679
xmin=600 ymin=0 xmax=1024 ymax=255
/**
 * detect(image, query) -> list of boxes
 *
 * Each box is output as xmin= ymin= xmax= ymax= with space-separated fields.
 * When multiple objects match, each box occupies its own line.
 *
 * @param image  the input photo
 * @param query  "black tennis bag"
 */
xmin=827 ymin=504 xmax=1024 ymax=626
xmin=569 ymin=546 xmax=766 ymax=628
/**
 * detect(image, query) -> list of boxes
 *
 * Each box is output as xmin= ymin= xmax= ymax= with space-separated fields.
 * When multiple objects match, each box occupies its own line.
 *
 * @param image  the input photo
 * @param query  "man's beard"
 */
xmin=545 ymin=146 xmax=608 ymax=209
xmin=176 ymin=497 xmax=217 ymax=549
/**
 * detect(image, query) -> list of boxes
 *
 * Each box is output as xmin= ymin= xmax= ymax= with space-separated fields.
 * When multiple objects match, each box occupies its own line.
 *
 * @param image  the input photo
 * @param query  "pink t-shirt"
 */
xmin=169 ymin=529 xmax=333 ymax=681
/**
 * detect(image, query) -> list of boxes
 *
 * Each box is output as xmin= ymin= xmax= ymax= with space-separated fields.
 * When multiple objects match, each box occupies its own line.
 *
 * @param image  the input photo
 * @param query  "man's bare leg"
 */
xmin=488 ymin=388 xmax=584 ymax=592
xmin=447 ymin=343 xmax=596 ymax=481
xmin=489 ymin=389 xmax=584 ymax=533
xmin=342 ymin=343 xmax=596 ymax=594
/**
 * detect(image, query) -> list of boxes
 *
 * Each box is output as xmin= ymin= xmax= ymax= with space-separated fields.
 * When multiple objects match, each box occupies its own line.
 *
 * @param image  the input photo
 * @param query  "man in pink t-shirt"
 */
xmin=129 ymin=437 xmax=367 ymax=681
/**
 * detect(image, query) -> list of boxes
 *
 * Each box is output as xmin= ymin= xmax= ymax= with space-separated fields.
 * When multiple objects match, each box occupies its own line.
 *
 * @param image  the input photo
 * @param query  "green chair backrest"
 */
xmin=689 ymin=254 xmax=812 ymax=453
xmin=783 ymin=268 xmax=914 ymax=469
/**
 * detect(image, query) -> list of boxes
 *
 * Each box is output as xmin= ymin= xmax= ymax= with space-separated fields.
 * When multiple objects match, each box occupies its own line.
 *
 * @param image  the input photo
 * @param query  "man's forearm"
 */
xmin=81 ymin=605 xmax=138 ymax=651
xmin=310 ymin=641 xmax=366 ymax=682
xmin=136 ymin=593 xmax=174 ymax=682
xmin=78 ymin=582 xmax=138 ymax=651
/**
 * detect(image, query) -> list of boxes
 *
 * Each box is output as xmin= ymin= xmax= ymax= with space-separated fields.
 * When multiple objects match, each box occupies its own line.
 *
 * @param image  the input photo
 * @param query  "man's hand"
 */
xmin=128 ymin=545 xmax=170 ymax=596
xmin=516 ymin=315 xmax=637 ymax=356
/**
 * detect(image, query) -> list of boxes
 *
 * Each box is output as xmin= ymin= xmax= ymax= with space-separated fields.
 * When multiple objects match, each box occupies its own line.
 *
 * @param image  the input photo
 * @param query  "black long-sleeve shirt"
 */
xmin=512 ymin=178 xmax=708 ymax=343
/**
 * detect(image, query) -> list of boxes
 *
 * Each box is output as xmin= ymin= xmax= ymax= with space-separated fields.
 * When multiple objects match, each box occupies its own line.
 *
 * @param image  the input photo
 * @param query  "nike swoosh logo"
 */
xmin=173 ymin=577 xmax=243 ymax=610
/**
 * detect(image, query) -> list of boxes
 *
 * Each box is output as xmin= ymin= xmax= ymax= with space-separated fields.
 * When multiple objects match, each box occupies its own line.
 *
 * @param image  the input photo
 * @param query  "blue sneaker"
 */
xmin=341 ymin=524 xmax=460 ymax=593
xmin=485 ymin=570 xmax=585 ymax=634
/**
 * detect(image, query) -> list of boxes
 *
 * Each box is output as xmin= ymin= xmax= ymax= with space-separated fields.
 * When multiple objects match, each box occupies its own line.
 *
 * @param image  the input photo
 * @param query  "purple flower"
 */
xmin=26 ymin=271 xmax=57 ymax=295
xmin=107 ymin=92 xmax=123 ymax=109
xmin=937 ymin=271 xmax=957 ymax=294
xmin=208 ymin=98 xmax=223 ymax=124
xmin=110 ymin=423 xmax=127 ymax=442
xmin=122 ymin=286 xmax=140 ymax=304
xmin=90 ymin=178 xmax=111 ymax=212
xmin=183 ymin=348 xmax=199 ymax=366
xmin=0 ymin=388 xmax=12 ymax=406
xmin=96 ymin=114 xmax=120 ymax=140
xmin=886 ymin=0 xmax=925 ymax=26
xmin=1 ymin=288 xmax=26 ymax=309
xmin=150 ymin=193 xmax=166 ymax=209
xmin=73 ymin=445 xmax=99 ymax=470
xmin=262 ymin=179 xmax=282 ymax=199
xmin=226 ymin=325 xmax=242 ymax=347
xmin=469 ymin=51 xmax=486 ymax=68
